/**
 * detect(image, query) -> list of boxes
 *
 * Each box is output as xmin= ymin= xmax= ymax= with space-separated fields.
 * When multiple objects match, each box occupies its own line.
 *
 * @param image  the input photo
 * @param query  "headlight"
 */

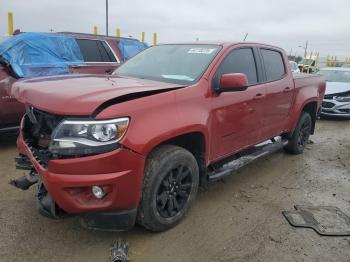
xmin=334 ymin=96 xmax=350 ymax=102
xmin=49 ymin=118 xmax=129 ymax=156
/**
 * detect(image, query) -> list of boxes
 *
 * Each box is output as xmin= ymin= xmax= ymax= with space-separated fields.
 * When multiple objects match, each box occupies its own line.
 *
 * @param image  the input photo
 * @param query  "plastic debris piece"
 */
xmin=110 ymin=239 xmax=130 ymax=262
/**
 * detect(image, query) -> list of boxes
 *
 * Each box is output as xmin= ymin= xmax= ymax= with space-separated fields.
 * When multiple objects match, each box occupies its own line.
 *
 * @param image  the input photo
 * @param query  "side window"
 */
xmin=261 ymin=49 xmax=285 ymax=81
xmin=217 ymin=48 xmax=258 ymax=85
xmin=101 ymin=41 xmax=117 ymax=62
xmin=76 ymin=39 xmax=117 ymax=62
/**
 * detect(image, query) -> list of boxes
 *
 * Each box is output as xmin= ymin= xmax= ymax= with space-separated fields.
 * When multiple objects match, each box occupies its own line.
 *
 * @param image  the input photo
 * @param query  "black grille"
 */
xmin=322 ymin=101 xmax=335 ymax=108
xmin=339 ymin=109 xmax=350 ymax=114
xmin=23 ymin=109 xmax=63 ymax=167
xmin=324 ymin=94 xmax=334 ymax=99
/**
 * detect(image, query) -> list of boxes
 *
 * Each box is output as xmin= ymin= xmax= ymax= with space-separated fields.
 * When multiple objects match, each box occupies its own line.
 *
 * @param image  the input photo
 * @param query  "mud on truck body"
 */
xmin=11 ymin=42 xmax=325 ymax=231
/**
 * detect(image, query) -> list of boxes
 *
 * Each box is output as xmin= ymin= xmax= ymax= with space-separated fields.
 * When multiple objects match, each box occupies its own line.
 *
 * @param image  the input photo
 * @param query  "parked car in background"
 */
xmin=341 ymin=64 xmax=350 ymax=68
xmin=12 ymin=42 xmax=325 ymax=232
xmin=0 ymin=32 xmax=147 ymax=133
xmin=298 ymin=58 xmax=316 ymax=73
xmin=289 ymin=61 xmax=300 ymax=73
xmin=318 ymin=67 xmax=350 ymax=119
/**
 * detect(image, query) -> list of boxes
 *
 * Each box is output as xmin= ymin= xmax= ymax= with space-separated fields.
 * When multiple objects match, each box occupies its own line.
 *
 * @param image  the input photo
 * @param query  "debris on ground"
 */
xmin=110 ymin=239 xmax=130 ymax=262
xmin=307 ymin=140 xmax=315 ymax=144
xmin=283 ymin=205 xmax=350 ymax=236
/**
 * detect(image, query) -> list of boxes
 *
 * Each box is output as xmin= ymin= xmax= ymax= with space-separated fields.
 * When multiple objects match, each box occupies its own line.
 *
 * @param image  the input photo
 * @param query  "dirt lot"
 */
xmin=0 ymin=119 xmax=349 ymax=262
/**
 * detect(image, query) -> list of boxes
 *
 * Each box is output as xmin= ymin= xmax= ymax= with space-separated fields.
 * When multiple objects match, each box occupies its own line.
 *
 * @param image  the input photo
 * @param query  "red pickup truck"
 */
xmin=0 ymin=32 xmax=146 ymax=133
xmin=11 ymin=42 xmax=325 ymax=232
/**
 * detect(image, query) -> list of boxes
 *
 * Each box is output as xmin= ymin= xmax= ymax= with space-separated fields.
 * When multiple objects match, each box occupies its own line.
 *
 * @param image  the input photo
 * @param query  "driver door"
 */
xmin=210 ymin=47 xmax=266 ymax=160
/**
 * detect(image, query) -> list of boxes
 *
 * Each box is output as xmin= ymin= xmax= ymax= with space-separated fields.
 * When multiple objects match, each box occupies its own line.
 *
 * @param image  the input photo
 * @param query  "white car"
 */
xmin=318 ymin=67 xmax=350 ymax=119
xmin=289 ymin=61 xmax=300 ymax=73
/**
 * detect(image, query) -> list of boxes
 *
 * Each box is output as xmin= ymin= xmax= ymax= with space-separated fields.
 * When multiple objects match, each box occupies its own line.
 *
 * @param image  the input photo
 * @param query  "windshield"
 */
xmin=318 ymin=69 xmax=350 ymax=83
xmin=113 ymin=44 xmax=221 ymax=85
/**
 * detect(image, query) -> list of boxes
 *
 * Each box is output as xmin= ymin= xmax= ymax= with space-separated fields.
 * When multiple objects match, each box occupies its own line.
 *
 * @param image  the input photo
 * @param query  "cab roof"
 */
xmin=158 ymin=41 xmax=284 ymax=51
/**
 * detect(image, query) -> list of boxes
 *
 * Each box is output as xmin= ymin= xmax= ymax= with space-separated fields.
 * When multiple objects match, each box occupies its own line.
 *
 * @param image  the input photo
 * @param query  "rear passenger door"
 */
xmin=259 ymin=48 xmax=294 ymax=138
xmin=210 ymin=47 xmax=266 ymax=160
xmin=72 ymin=38 xmax=120 ymax=74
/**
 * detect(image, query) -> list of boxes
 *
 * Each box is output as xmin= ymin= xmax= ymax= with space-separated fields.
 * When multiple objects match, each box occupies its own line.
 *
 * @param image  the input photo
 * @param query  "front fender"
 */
xmin=95 ymin=84 xmax=211 ymax=157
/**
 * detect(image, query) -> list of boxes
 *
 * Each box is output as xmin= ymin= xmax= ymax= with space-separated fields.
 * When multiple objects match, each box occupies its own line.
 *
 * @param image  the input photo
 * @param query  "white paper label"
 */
xmin=188 ymin=48 xmax=216 ymax=54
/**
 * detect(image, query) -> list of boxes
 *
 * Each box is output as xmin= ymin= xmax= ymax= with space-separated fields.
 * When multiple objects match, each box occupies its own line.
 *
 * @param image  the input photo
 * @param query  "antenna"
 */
xmin=243 ymin=33 xmax=248 ymax=41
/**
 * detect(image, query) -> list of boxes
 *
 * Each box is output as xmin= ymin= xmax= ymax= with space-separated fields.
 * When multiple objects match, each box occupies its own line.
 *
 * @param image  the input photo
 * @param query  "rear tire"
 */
xmin=284 ymin=112 xmax=312 ymax=154
xmin=137 ymin=145 xmax=199 ymax=232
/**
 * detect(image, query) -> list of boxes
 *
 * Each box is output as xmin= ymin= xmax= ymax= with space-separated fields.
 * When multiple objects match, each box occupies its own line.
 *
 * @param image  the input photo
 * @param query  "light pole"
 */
xmin=106 ymin=0 xmax=109 ymax=36
xmin=298 ymin=40 xmax=308 ymax=59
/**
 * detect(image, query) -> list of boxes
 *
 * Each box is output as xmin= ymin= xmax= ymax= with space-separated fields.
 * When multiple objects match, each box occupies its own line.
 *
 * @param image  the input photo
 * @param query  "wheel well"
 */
xmin=159 ymin=132 xmax=207 ymax=185
xmin=302 ymin=101 xmax=318 ymax=134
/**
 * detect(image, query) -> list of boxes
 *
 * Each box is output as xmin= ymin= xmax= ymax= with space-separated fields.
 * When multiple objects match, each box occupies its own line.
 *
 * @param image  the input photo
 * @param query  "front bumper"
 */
xmin=321 ymin=99 xmax=350 ymax=118
xmin=17 ymin=132 xmax=145 ymax=230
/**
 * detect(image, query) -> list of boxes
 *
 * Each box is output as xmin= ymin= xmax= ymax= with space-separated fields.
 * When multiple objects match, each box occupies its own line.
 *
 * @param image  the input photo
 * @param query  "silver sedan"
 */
xmin=318 ymin=67 xmax=350 ymax=119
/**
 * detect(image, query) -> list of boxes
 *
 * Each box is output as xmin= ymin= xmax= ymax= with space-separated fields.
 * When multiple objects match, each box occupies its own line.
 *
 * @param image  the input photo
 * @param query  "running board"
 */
xmin=208 ymin=138 xmax=288 ymax=182
xmin=0 ymin=126 xmax=19 ymax=134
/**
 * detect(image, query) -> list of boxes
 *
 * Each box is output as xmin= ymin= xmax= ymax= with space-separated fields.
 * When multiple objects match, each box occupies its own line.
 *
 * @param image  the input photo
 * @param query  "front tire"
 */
xmin=137 ymin=145 xmax=199 ymax=232
xmin=284 ymin=112 xmax=312 ymax=154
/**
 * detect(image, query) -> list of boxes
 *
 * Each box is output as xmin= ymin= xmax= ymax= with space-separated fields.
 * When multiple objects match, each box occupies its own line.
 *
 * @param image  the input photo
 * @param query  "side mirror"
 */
xmin=219 ymin=73 xmax=248 ymax=92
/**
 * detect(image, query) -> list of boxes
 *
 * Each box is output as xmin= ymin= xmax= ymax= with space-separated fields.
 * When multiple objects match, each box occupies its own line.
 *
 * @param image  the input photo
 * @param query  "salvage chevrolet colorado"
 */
xmin=11 ymin=42 xmax=325 ymax=232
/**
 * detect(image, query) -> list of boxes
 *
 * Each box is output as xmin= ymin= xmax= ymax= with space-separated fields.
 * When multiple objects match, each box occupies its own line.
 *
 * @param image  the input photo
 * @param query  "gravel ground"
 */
xmin=0 ymin=119 xmax=349 ymax=262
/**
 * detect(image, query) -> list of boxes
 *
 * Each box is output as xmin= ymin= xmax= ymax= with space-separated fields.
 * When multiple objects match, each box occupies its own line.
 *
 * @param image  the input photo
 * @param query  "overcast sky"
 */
xmin=1 ymin=0 xmax=350 ymax=58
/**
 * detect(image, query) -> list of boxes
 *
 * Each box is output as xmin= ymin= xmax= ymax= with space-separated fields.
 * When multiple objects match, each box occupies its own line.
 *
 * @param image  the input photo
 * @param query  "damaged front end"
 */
xmin=12 ymin=154 xmax=66 ymax=219
xmin=12 ymin=106 xmax=143 ymax=231
xmin=22 ymin=106 xmax=64 ymax=167
xmin=11 ymin=157 xmax=65 ymax=219
xmin=11 ymin=107 xmax=67 ymax=218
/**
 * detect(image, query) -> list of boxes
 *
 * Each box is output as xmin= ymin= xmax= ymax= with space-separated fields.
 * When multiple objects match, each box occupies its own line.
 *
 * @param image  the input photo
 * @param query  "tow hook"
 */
xmin=9 ymin=169 xmax=38 ymax=190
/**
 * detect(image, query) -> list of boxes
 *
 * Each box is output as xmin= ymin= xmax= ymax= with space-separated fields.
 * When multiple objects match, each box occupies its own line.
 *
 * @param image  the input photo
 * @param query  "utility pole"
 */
xmin=298 ymin=41 xmax=308 ymax=57
xmin=303 ymin=40 xmax=308 ymax=58
xmin=106 ymin=0 xmax=109 ymax=36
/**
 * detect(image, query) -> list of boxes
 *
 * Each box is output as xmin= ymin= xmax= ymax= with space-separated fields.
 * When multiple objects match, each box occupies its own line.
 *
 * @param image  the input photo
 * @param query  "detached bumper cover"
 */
xmin=321 ymin=99 xmax=350 ymax=118
xmin=17 ymin=133 xmax=145 ymax=217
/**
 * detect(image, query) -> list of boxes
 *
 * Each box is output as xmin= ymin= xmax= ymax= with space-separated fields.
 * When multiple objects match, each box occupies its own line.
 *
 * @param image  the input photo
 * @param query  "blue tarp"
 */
xmin=118 ymin=38 xmax=147 ymax=61
xmin=0 ymin=32 xmax=83 ymax=78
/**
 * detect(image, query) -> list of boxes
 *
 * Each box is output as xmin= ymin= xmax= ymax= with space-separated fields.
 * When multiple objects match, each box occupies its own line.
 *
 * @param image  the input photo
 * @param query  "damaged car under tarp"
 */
xmin=118 ymin=38 xmax=148 ymax=61
xmin=0 ymin=32 xmax=84 ymax=78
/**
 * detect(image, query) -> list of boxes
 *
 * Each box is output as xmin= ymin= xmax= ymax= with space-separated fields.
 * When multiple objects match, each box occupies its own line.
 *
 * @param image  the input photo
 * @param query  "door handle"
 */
xmin=253 ymin=93 xmax=265 ymax=99
xmin=283 ymin=87 xmax=291 ymax=92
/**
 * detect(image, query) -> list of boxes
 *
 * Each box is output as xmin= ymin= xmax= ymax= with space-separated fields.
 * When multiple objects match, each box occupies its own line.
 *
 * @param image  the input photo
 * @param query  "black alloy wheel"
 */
xmin=156 ymin=164 xmax=193 ymax=218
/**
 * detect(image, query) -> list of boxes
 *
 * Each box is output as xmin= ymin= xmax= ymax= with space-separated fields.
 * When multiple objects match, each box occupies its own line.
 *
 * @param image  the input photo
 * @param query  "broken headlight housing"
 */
xmin=334 ymin=96 xmax=350 ymax=102
xmin=49 ymin=118 xmax=129 ymax=156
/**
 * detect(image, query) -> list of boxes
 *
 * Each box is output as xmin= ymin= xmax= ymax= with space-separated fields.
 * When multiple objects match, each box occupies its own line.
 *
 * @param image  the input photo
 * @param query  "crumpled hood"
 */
xmin=12 ymin=74 xmax=184 ymax=115
xmin=325 ymin=81 xmax=350 ymax=95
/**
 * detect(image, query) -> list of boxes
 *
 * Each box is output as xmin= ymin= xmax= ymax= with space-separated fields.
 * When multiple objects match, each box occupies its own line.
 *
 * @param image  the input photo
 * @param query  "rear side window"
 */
xmin=76 ymin=39 xmax=117 ymax=62
xmin=261 ymin=49 xmax=285 ymax=81
xmin=217 ymin=48 xmax=258 ymax=85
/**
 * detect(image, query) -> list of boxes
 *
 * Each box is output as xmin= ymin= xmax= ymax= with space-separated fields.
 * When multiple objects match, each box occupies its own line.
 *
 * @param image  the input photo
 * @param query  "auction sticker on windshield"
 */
xmin=188 ymin=48 xmax=216 ymax=54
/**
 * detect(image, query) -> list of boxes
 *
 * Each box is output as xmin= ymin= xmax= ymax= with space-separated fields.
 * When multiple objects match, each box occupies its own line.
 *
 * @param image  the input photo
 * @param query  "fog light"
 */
xmin=92 ymin=186 xmax=105 ymax=199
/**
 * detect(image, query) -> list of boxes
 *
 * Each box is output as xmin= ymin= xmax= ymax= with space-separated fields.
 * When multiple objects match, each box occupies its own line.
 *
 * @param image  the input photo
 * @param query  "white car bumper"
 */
xmin=321 ymin=99 xmax=350 ymax=118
